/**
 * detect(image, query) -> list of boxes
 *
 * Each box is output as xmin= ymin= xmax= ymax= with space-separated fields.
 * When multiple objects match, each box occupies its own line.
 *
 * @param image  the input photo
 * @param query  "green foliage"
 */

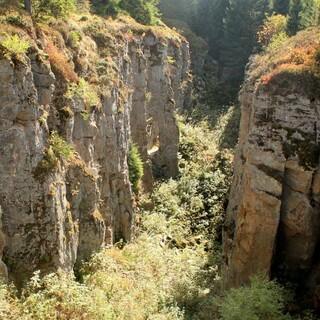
xmin=66 ymin=78 xmax=100 ymax=111
xmin=219 ymin=276 xmax=291 ymax=320
xmin=92 ymin=0 xmax=160 ymax=24
xmin=120 ymin=0 xmax=160 ymax=25
xmin=272 ymin=0 xmax=290 ymax=14
xmin=91 ymin=0 xmax=122 ymax=17
xmin=287 ymin=0 xmax=302 ymax=35
xmin=128 ymin=143 xmax=144 ymax=193
xmin=0 ymin=34 xmax=29 ymax=58
xmin=142 ymin=108 xmax=236 ymax=252
xmin=49 ymin=131 xmax=75 ymax=160
xmin=258 ymin=14 xmax=288 ymax=49
xmin=5 ymin=14 xmax=29 ymax=28
xmin=21 ymin=272 xmax=113 ymax=319
xmin=34 ymin=132 xmax=75 ymax=178
xmin=221 ymin=0 xmax=268 ymax=88
xmin=287 ymin=0 xmax=320 ymax=35
xmin=267 ymin=31 xmax=289 ymax=51
xmin=32 ymin=0 xmax=76 ymax=20
xmin=68 ymin=30 xmax=81 ymax=47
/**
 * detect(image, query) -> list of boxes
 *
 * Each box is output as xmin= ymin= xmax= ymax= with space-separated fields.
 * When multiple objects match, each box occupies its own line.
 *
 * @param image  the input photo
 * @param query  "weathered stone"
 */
xmin=0 ymin=22 xmax=190 ymax=284
xmin=223 ymin=31 xmax=320 ymax=303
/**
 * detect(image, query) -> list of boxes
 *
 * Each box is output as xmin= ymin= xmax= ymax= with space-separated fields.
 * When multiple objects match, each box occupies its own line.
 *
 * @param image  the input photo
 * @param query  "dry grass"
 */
xmin=45 ymin=40 xmax=78 ymax=82
xmin=246 ymin=27 xmax=320 ymax=98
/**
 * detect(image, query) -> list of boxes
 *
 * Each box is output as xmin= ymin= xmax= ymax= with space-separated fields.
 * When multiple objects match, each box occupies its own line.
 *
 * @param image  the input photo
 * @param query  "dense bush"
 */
xmin=219 ymin=276 xmax=290 ymax=320
xmin=257 ymin=14 xmax=288 ymax=50
xmin=120 ymin=0 xmax=160 ymax=25
xmin=66 ymin=78 xmax=100 ymax=111
xmin=0 ymin=34 xmax=29 ymax=58
xmin=128 ymin=143 xmax=144 ymax=194
xmin=91 ymin=0 xmax=122 ymax=16
xmin=32 ymin=0 xmax=76 ymax=19
xmin=92 ymin=0 xmax=160 ymax=24
xmin=144 ymin=111 xmax=235 ymax=247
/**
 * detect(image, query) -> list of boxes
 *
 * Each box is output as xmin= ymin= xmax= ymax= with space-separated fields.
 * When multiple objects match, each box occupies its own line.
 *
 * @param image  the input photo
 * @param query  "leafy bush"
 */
xmin=66 ymin=78 xmax=100 ymax=110
xmin=68 ymin=31 xmax=81 ymax=48
xmin=34 ymin=132 xmax=75 ymax=178
xmin=257 ymin=14 xmax=288 ymax=50
xmin=128 ymin=143 xmax=144 ymax=193
xmin=267 ymin=31 xmax=289 ymax=52
xmin=49 ymin=131 xmax=75 ymax=161
xmin=33 ymin=0 xmax=76 ymax=19
xmin=120 ymin=0 xmax=160 ymax=25
xmin=147 ymin=113 xmax=234 ymax=246
xmin=5 ymin=14 xmax=29 ymax=28
xmin=21 ymin=272 xmax=113 ymax=319
xmin=219 ymin=276 xmax=290 ymax=320
xmin=92 ymin=0 xmax=160 ymax=24
xmin=0 ymin=34 xmax=29 ymax=58
xmin=92 ymin=0 xmax=122 ymax=17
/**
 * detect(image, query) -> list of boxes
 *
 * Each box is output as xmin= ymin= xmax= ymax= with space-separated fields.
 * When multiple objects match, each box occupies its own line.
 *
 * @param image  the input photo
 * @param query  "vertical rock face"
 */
xmin=0 ymin=18 xmax=190 ymax=283
xmin=223 ymin=29 xmax=320 ymax=301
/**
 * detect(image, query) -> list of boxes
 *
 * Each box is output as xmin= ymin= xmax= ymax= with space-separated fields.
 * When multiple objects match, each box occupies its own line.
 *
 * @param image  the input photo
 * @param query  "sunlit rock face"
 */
xmin=0 ymin=19 xmax=190 ymax=284
xmin=223 ymin=28 xmax=320 ymax=306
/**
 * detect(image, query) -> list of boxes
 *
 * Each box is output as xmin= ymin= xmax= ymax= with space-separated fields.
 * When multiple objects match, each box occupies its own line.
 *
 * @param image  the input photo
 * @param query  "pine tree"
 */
xmin=221 ymin=0 xmax=267 ymax=85
xmin=287 ymin=0 xmax=303 ymax=34
xmin=272 ymin=0 xmax=290 ymax=14
xmin=195 ymin=0 xmax=228 ymax=60
xmin=299 ymin=0 xmax=318 ymax=29
xmin=287 ymin=0 xmax=319 ymax=34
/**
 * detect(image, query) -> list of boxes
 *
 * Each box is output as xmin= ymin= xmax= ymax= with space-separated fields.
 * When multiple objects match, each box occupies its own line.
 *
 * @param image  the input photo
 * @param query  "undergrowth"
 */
xmin=0 ymin=107 xmax=294 ymax=320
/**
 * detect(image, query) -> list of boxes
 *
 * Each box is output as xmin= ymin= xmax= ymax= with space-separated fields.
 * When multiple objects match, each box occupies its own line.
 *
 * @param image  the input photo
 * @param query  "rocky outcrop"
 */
xmin=223 ymin=29 xmax=320 ymax=303
xmin=0 ymin=16 xmax=190 ymax=284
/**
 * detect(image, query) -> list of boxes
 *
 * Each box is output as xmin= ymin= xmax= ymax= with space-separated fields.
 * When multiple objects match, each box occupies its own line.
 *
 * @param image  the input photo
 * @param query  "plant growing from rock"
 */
xmin=0 ymin=34 xmax=29 ymax=59
xmin=66 ymin=78 xmax=100 ymax=112
xmin=128 ymin=143 xmax=144 ymax=194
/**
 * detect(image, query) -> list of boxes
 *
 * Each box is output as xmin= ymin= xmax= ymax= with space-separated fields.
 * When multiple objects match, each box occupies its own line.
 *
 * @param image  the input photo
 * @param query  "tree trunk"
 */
xmin=24 ymin=0 xmax=32 ymax=14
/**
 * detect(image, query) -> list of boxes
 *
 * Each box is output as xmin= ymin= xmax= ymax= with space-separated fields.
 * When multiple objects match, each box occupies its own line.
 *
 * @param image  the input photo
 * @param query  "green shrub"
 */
xmin=49 ymin=131 xmax=75 ymax=160
xmin=66 ymin=78 xmax=100 ymax=111
xmin=92 ymin=0 xmax=122 ymax=17
xmin=219 ymin=276 xmax=291 ymax=320
xmin=33 ymin=0 xmax=76 ymax=20
xmin=267 ymin=31 xmax=289 ymax=52
xmin=21 ymin=271 xmax=114 ymax=319
xmin=0 ymin=34 xmax=30 ymax=58
xmin=5 ymin=15 xmax=28 ymax=28
xmin=128 ymin=143 xmax=144 ymax=193
xmin=34 ymin=132 xmax=75 ymax=178
xmin=120 ymin=0 xmax=160 ymax=25
xmin=257 ymin=14 xmax=288 ymax=50
xmin=69 ymin=31 xmax=81 ymax=47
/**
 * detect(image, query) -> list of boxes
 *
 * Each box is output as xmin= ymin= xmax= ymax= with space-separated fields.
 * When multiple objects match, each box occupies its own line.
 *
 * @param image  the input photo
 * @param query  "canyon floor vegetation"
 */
xmin=0 ymin=106 xmax=296 ymax=320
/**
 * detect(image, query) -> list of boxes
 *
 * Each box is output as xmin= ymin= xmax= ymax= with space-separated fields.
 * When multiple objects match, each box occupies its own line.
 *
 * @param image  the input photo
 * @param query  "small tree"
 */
xmin=257 ymin=14 xmax=288 ymax=49
xmin=91 ymin=0 xmax=122 ymax=16
xmin=120 ymin=0 xmax=160 ymax=25
xmin=219 ymin=276 xmax=290 ymax=320
xmin=128 ymin=143 xmax=144 ymax=194
xmin=32 ymin=0 xmax=76 ymax=19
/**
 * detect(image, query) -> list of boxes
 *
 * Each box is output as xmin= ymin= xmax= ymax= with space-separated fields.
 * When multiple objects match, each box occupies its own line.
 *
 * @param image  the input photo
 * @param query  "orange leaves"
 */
xmin=260 ymin=45 xmax=318 ymax=85
xmin=45 ymin=41 xmax=78 ymax=82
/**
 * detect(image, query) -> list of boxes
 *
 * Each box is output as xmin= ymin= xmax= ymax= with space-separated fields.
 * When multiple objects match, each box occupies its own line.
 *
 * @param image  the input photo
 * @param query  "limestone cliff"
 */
xmin=223 ymin=28 xmax=320 ymax=304
xmin=0 ymin=13 xmax=190 ymax=284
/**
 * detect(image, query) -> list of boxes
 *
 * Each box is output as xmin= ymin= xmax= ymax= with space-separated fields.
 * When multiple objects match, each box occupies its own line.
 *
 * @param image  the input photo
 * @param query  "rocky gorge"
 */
xmin=0 ymin=13 xmax=190 ymax=285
